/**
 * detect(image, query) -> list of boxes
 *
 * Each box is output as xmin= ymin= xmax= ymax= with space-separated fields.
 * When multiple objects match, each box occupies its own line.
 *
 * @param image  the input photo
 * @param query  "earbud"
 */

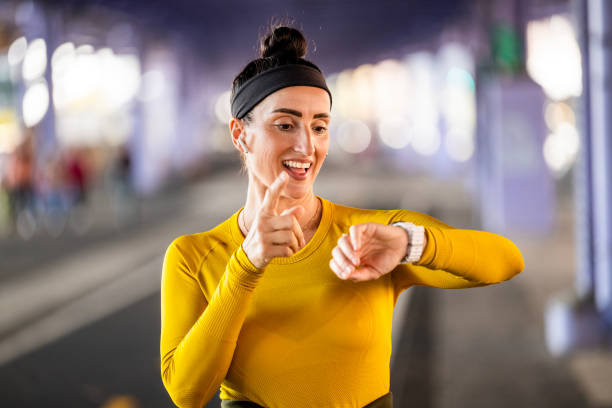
xmin=238 ymin=135 xmax=249 ymax=154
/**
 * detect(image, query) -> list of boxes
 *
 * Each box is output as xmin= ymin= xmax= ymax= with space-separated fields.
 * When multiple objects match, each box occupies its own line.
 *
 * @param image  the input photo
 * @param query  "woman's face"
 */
xmin=240 ymin=86 xmax=331 ymax=200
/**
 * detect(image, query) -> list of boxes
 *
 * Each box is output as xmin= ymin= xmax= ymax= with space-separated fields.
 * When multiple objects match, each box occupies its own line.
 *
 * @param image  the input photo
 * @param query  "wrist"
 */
xmin=392 ymin=225 xmax=410 ymax=256
xmin=237 ymin=245 xmax=266 ymax=274
xmin=391 ymin=222 xmax=426 ymax=264
xmin=240 ymin=242 xmax=267 ymax=271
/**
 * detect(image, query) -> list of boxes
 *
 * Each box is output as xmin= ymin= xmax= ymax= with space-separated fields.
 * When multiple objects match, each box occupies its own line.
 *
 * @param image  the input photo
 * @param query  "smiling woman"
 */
xmin=232 ymin=85 xmax=330 ymax=208
xmin=159 ymin=24 xmax=525 ymax=408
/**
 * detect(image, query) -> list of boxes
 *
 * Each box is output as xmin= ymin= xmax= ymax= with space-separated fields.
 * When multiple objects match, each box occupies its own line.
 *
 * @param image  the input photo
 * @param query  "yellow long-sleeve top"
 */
xmin=160 ymin=197 xmax=524 ymax=408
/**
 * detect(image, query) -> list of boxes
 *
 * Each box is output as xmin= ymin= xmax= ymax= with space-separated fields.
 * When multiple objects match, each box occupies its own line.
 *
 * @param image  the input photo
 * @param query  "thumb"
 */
xmin=349 ymin=222 xmax=376 ymax=252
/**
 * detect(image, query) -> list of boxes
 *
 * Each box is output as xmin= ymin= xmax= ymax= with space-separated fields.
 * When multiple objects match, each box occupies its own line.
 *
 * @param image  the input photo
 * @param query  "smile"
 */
xmin=282 ymin=160 xmax=311 ymax=169
xmin=282 ymin=160 xmax=312 ymax=180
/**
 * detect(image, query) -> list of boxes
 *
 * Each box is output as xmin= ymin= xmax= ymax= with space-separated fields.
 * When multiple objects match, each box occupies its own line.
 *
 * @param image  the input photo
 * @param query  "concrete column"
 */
xmin=588 ymin=0 xmax=612 ymax=322
xmin=572 ymin=0 xmax=596 ymax=302
xmin=544 ymin=0 xmax=612 ymax=356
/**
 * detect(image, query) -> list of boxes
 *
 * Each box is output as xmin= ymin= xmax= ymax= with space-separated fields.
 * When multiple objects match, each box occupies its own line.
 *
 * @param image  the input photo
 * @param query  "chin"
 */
xmin=283 ymin=183 xmax=312 ymax=199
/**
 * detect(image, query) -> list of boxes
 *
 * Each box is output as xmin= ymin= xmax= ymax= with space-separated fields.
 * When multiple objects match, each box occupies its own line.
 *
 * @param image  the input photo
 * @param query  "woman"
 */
xmin=160 ymin=26 xmax=525 ymax=408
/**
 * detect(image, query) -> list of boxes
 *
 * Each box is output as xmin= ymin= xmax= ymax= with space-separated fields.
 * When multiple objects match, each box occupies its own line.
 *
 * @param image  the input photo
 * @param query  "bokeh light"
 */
xmin=139 ymin=70 xmax=166 ymax=102
xmin=0 ymin=110 xmax=22 ymax=154
xmin=98 ymin=50 xmax=140 ymax=110
xmin=214 ymin=90 xmax=231 ymax=124
xmin=352 ymin=64 xmax=375 ymax=121
xmin=544 ymin=101 xmax=576 ymax=131
xmin=22 ymin=38 xmax=47 ymax=82
xmin=336 ymin=119 xmax=372 ymax=154
xmin=377 ymin=116 xmax=413 ymax=149
xmin=412 ymin=124 xmax=441 ymax=156
xmin=543 ymin=122 xmax=580 ymax=177
xmin=7 ymin=37 xmax=28 ymax=67
xmin=372 ymin=59 xmax=410 ymax=121
xmin=50 ymin=43 xmax=141 ymax=146
xmin=445 ymin=128 xmax=474 ymax=162
xmin=527 ymin=14 xmax=582 ymax=101
xmin=22 ymin=79 xmax=50 ymax=127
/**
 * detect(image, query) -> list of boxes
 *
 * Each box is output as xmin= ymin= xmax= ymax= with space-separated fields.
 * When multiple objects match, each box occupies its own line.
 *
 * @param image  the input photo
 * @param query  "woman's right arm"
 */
xmin=160 ymin=172 xmax=304 ymax=407
xmin=160 ymin=238 xmax=263 ymax=408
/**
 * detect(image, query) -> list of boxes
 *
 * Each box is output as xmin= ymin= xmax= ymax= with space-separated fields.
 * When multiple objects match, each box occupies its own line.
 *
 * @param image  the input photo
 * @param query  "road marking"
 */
xmin=0 ymin=256 xmax=162 ymax=366
xmin=0 ymin=240 xmax=163 ymax=338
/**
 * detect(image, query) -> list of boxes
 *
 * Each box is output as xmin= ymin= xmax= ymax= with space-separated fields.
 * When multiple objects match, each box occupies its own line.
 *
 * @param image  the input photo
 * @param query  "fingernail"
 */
xmin=279 ymin=172 xmax=287 ymax=180
xmin=340 ymin=272 xmax=347 ymax=279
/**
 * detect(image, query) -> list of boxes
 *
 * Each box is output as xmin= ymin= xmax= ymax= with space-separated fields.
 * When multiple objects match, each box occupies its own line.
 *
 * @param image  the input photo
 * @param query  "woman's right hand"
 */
xmin=242 ymin=172 xmax=306 ymax=269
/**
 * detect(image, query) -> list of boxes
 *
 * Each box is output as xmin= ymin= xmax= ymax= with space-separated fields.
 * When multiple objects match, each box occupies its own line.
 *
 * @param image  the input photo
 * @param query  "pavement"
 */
xmin=0 ymin=163 xmax=610 ymax=407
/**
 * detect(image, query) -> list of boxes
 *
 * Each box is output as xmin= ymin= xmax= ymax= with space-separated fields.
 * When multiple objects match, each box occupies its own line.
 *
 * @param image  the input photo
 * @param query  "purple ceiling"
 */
xmin=42 ymin=0 xmax=470 ymax=74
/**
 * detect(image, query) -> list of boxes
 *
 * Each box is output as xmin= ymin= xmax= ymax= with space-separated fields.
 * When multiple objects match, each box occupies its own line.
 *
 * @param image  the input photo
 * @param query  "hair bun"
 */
xmin=260 ymin=26 xmax=307 ymax=59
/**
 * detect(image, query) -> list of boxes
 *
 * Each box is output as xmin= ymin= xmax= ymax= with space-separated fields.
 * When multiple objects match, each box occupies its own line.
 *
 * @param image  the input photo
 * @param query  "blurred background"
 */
xmin=1 ymin=0 xmax=611 ymax=407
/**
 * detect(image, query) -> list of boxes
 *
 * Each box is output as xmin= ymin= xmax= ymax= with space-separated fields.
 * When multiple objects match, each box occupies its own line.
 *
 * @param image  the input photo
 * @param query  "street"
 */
xmin=0 ymin=166 xmax=606 ymax=407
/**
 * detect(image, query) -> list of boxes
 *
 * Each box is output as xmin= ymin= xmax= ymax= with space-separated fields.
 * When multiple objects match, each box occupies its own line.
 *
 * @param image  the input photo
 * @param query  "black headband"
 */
xmin=231 ymin=64 xmax=332 ymax=119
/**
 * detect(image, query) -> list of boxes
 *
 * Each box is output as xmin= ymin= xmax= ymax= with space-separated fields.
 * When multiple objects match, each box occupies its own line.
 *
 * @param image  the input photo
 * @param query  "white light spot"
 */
xmin=22 ymin=79 xmax=50 ymax=127
xmin=445 ymin=128 xmax=474 ymax=162
xmin=352 ymin=64 xmax=375 ymax=121
xmin=412 ymin=125 xmax=441 ymax=156
xmin=527 ymin=14 xmax=582 ymax=100
xmin=7 ymin=37 xmax=28 ymax=66
xmin=336 ymin=120 xmax=371 ymax=154
xmin=76 ymin=44 xmax=94 ymax=55
xmin=372 ymin=59 xmax=410 ymax=121
xmin=543 ymin=122 xmax=580 ymax=177
xmin=100 ymin=53 xmax=141 ymax=109
xmin=377 ymin=116 xmax=413 ymax=149
xmin=22 ymin=38 xmax=47 ymax=82
xmin=139 ymin=70 xmax=165 ymax=102
xmin=214 ymin=90 xmax=231 ymax=123
xmin=51 ymin=42 xmax=75 ymax=70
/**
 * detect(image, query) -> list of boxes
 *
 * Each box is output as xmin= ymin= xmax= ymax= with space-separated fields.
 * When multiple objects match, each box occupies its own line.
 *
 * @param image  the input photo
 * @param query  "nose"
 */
xmin=293 ymin=126 xmax=315 ymax=156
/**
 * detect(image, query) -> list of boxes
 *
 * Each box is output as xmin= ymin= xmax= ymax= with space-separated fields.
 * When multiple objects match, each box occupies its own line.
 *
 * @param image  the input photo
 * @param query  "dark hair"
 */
xmin=231 ymin=24 xmax=323 ymax=123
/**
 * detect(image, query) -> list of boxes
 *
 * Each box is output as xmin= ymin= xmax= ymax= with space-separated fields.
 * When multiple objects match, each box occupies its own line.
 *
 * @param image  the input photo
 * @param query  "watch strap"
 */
xmin=392 ymin=222 xmax=425 ymax=264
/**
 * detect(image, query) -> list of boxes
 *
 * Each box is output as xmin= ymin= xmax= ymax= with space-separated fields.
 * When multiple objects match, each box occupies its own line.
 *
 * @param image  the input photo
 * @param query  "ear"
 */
xmin=229 ymin=118 xmax=247 ymax=153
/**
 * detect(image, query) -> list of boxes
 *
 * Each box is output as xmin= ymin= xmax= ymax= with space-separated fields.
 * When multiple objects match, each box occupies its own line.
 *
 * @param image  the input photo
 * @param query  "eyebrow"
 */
xmin=271 ymin=108 xmax=330 ymax=119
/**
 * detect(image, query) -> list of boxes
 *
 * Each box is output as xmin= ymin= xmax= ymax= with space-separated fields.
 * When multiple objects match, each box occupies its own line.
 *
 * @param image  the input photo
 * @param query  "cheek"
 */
xmin=312 ymin=139 xmax=329 ymax=172
xmin=316 ymin=138 xmax=330 ymax=157
xmin=249 ymin=134 xmax=284 ymax=169
xmin=252 ymin=151 xmax=277 ymax=176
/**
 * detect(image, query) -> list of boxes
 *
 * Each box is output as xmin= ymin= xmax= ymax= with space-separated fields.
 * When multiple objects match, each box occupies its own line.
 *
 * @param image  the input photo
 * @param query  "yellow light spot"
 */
xmin=99 ymin=394 xmax=141 ymax=408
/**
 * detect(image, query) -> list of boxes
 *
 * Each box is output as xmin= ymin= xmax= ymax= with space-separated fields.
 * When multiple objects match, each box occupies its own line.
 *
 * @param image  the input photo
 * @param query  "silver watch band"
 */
xmin=392 ymin=222 xmax=425 ymax=264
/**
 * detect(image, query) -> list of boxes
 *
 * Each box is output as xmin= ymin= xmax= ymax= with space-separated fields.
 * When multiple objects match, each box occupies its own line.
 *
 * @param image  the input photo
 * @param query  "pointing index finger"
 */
xmin=350 ymin=224 xmax=361 ymax=252
xmin=261 ymin=171 xmax=288 ymax=215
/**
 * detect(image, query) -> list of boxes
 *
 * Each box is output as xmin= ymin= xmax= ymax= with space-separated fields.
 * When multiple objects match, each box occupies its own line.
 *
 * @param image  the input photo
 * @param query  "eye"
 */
xmin=275 ymin=123 xmax=293 ymax=131
xmin=313 ymin=125 xmax=328 ymax=134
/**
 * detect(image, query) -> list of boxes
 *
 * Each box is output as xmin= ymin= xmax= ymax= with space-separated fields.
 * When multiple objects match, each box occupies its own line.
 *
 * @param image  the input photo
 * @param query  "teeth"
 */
xmin=283 ymin=160 xmax=311 ymax=169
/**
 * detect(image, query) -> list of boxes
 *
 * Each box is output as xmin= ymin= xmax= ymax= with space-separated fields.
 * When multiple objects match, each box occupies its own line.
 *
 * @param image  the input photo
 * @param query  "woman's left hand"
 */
xmin=329 ymin=223 xmax=413 ymax=282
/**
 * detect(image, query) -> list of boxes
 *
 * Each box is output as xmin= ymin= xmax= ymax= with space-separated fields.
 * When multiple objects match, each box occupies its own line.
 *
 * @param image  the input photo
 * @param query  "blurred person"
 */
xmin=110 ymin=144 xmax=138 ymax=226
xmin=62 ymin=147 xmax=94 ymax=235
xmin=1 ymin=135 xmax=35 ymax=235
xmin=64 ymin=147 xmax=90 ymax=207
xmin=160 ymin=25 xmax=525 ymax=408
xmin=34 ymin=152 xmax=75 ymax=237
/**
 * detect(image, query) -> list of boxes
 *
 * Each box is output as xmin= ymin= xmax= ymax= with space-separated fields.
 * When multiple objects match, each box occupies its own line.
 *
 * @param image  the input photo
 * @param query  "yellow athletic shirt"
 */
xmin=160 ymin=196 xmax=524 ymax=408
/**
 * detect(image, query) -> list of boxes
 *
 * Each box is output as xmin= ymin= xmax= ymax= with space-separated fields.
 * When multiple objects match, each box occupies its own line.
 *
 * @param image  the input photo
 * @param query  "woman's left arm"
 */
xmin=404 ymin=225 xmax=525 ymax=288
xmin=329 ymin=211 xmax=525 ymax=288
